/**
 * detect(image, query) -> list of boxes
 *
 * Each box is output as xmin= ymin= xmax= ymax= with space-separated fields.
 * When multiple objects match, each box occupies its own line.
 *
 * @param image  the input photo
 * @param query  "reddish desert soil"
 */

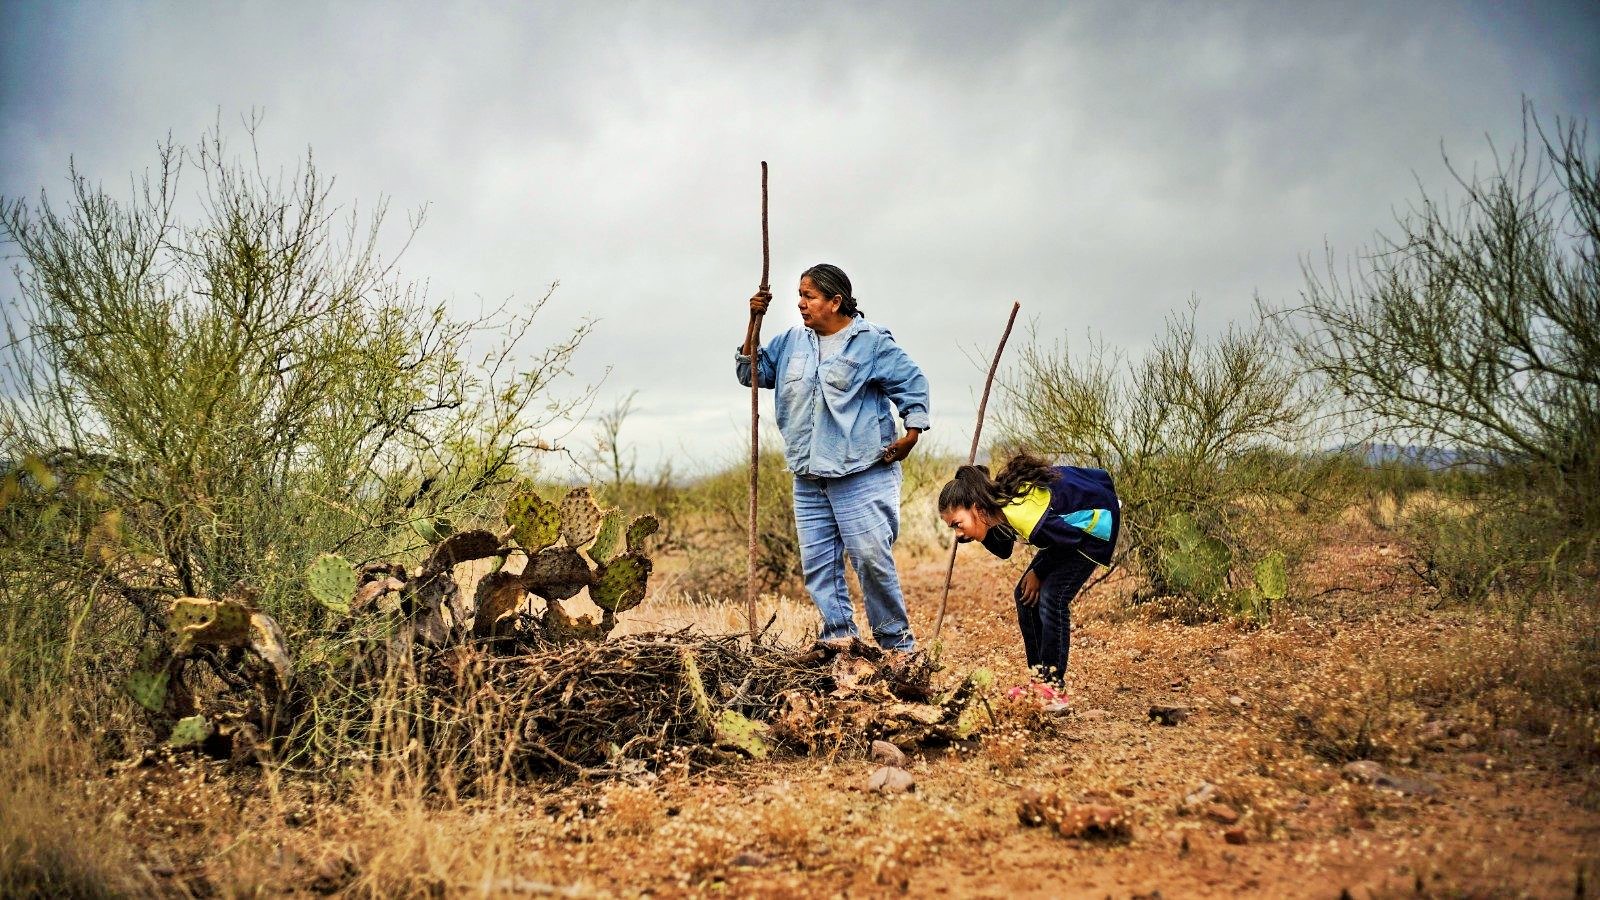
xmin=95 ymin=527 xmax=1597 ymax=898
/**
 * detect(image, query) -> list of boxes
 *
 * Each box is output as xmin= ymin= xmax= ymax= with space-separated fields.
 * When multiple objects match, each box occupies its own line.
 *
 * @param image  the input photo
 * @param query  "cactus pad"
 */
xmin=409 ymin=515 xmax=455 ymax=543
xmin=307 ymin=553 xmax=357 ymax=615
xmin=169 ymin=596 xmax=252 ymax=651
xmin=589 ymin=507 xmax=624 ymax=564
xmin=424 ymin=529 xmax=502 ymax=573
xmin=522 ymin=546 xmax=593 ymax=601
xmin=506 ymin=491 xmax=561 ymax=552
xmin=625 ymin=515 xmax=660 ymax=552
xmin=169 ymin=714 xmax=212 ymax=748
xmin=472 ymin=570 xmax=526 ymax=637
xmin=126 ymin=645 xmax=170 ymax=712
xmin=559 ymin=487 xmax=603 ymax=548
xmin=592 ymin=551 xmax=652 ymax=613
xmin=1254 ymin=551 xmax=1288 ymax=601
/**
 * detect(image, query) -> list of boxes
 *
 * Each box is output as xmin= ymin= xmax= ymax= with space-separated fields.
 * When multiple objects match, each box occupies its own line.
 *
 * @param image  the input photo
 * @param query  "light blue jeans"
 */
xmin=792 ymin=462 xmax=916 ymax=651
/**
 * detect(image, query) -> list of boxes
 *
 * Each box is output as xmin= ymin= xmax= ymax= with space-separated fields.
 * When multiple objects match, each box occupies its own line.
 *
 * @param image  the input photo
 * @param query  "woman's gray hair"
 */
xmin=802 ymin=263 xmax=863 ymax=318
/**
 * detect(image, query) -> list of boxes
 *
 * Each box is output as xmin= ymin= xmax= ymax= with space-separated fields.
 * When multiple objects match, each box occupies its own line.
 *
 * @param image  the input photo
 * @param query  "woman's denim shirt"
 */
xmin=735 ymin=316 xmax=932 ymax=478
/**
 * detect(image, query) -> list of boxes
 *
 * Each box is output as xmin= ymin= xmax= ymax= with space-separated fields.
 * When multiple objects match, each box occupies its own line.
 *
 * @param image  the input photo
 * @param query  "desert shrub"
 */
xmin=1287 ymin=106 xmax=1600 ymax=600
xmin=0 ymin=122 xmax=589 ymax=696
xmin=1000 ymin=305 xmax=1345 ymax=622
xmin=674 ymin=444 xmax=799 ymax=598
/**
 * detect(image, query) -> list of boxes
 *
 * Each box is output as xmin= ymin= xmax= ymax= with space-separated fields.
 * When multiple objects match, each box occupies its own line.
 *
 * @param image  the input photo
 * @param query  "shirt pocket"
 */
xmin=783 ymin=357 xmax=807 ymax=383
xmin=823 ymin=357 xmax=861 ymax=392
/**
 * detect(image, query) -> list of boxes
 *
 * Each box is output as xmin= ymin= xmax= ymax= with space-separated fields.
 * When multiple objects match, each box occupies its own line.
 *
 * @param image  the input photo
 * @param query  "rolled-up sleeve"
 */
xmin=872 ymin=336 xmax=931 ymax=431
xmin=735 ymin=342 xmax=778 ymax=389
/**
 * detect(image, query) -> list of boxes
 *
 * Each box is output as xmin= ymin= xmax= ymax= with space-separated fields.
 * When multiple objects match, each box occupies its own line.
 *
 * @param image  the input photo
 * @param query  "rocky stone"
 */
xmin=870 ymin=740 xmax=907 ymax=767
xmin=1223 ymin=828 xmax=1249 ymax=845
xmin=1341 ymin=760 xmax=1385 ymax=784
xmin=1375 ymin=772 xmax=1439 ymax=796
xmin=867 ymin=766 xmax=915 ymax=794
xmin=1453 ymin=732 xmax=1479 ymax=749
xmin=1042 ymin=701 xmax=1073 ymax=717
xmin=1179 ymin=782 xmax=1217 ymax=813
xmin=1204 ymin=803 xmax=1241 ymax=825
xmin=1227 ymin=695 xmax=1249 ymax=709
xmin=1417 ymin=720 xmax=1449 ymax=747
xmin=1148 ymin=705 xmax=1190 ymax=726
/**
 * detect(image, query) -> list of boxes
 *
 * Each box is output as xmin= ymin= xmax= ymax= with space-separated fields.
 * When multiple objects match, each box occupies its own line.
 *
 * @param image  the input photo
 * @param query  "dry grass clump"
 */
xmin=0 ymin=696 xmax=148 ymax=899
xmin=1275 ymin=610 xmax=1600 ymax=766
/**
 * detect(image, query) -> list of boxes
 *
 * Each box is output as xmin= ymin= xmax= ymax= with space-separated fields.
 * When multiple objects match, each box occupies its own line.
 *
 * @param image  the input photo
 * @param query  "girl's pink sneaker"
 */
xmin=1006 ymin=682 xmax=1065 ymax=704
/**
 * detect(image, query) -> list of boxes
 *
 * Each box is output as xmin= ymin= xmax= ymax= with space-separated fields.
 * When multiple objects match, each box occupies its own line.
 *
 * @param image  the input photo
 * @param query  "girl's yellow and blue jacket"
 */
xmin=980 ymin=466 xmax=1120 ymax=567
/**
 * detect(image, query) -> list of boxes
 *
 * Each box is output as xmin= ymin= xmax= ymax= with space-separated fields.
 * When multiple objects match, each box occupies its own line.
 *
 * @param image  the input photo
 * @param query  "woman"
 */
xmin=938 ymin=453 xmax=1119 ymax=687
xmin=736 ymin=263 xmax=931 ymax=652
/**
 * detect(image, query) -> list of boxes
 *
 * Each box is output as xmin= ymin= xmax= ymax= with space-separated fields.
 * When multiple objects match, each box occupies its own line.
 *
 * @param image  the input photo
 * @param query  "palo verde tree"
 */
xmin=0 ymin=122 xmax=591 ymax=655
xmin=1287 ymin=107 xmax=1599 ymax=590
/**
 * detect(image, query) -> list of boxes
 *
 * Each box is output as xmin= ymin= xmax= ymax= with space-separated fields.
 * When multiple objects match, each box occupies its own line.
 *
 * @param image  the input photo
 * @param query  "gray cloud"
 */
xmin=4 ymin=0 xmax=1597 ymax=475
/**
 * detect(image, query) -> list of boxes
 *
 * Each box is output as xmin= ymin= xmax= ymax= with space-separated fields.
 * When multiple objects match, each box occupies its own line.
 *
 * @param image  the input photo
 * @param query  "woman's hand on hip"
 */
xmin=1019 ymin=569 xmax=1042 ymax=607
xmin=880 ymin=428 xmax=920 ymax=464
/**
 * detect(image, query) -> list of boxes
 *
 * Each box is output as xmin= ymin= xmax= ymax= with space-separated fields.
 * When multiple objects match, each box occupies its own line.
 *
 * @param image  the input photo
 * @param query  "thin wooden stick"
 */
xmin=932 ymin=301 xmax=1021 ymax=641
xmin=745 ymin=161 xmax=769 ymax=643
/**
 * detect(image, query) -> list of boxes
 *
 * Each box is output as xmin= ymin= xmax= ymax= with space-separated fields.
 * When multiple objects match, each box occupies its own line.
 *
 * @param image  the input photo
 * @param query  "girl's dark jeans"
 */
xmin=1014 ymin=549 xmax=1097 ymax=687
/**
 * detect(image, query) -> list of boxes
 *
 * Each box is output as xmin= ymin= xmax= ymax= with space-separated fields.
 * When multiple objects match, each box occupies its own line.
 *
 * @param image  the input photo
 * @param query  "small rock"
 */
xmin=1341 ymin=760 xmax=1385 ymax=784
xmin=1018 ymin=789 xmax=1132 ymax=840
xmin=867 ymin=766 xmax=915 ymax=794
xmin=1042 ymin=701 xmax=1073 ymax=717
xmin=1453 ymin=732 xmax=1478 ymax=749
xmin=1079 ymin=708 xmax=1114 ymax=721
xmin=1227 ymin=695 xmax=1248 ymax=709
xmin=1223 ymin=828 xmax=1249 ymax=845
xmin=1374 ymin=772 xmax=1438 ymax=796
xmin=730 ymin=851 xmax=769 ymax=868
xmin=1417 ymin=720 xmax=1449 ymax=747
xmin=870 ymin=740 xmax=907 ymax=767
xmin=1179 ymin=782 xmax=1217 ymax=813
xmin=1148 ymin=705 xmax=1190 ymax=726
xmin=1204 ymin=803 xmax=1241 ymax=825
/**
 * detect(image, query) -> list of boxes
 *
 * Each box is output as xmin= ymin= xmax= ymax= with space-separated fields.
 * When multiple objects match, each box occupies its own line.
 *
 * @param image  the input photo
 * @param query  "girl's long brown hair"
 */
xmin=937 ymin=452 xmax=1056 ymax=515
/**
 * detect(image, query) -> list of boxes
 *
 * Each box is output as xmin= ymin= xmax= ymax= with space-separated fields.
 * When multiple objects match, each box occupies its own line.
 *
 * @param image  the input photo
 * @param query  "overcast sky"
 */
xmin=3 ymin=1 xmax=1597 ymax=477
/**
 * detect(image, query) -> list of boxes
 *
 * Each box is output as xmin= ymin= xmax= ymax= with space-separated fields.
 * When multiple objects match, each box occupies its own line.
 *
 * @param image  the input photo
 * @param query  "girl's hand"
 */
xmin=1019 ymin=569 xmax=1042 ymax=606
xmin=881 ymin=428 xmax=920 ymax=463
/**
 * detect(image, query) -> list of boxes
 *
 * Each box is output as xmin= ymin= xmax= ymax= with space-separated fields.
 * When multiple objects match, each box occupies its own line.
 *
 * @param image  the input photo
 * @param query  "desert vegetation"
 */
xmin=0 ymin=112 xmax=1595 ymax=897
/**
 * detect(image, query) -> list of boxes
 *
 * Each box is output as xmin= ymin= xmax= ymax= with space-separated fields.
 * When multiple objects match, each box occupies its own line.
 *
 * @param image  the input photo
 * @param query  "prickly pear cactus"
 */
xmin=625 ymin=514 xmax=659 ymax=552
xmin=1159 ymin=512 xmax=1231 ymax=601
xmin=169 ymin=714 xmax=212 ymax=748
xmin=125 ymin=645 xmax=170 ymax=712
xmin=559 ymin=487 xmax=603 ymax=548
xmin=472 ymin=570 xmax=526 ymax=637
xmin=506 ymin=491 xmax=561 ymax=553
xmin=522 ymin=546 xmax=592 ymax=601
xmin=591 ymin=551 xmax=652 ymax=614
xmin=1254 ymin=551 xmax=1287 ymax=601
xmin=307 ymin=553 xmax=357 ymax=615
xmin=589 ymin=507 xmax=624 ymax=564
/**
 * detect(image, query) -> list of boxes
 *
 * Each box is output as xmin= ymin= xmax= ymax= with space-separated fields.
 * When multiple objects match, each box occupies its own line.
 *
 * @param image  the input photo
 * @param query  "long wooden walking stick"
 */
xmin=743 ymin=161 xmax=770 ymax=642
xmin=932 ymin=300 xmax=1021 ymax=641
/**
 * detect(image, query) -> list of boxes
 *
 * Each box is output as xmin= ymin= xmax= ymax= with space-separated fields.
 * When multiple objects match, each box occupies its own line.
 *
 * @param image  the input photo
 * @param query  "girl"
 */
xmin=938 ymin=454 xmax=1119 ymax=688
